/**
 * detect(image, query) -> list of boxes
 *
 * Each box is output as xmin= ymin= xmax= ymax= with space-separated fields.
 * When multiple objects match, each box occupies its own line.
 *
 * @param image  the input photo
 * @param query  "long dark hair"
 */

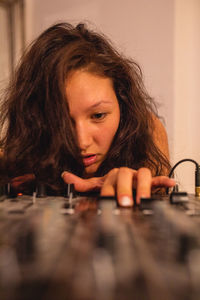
xmin=0 ymin=22 xmax=170 ymax=188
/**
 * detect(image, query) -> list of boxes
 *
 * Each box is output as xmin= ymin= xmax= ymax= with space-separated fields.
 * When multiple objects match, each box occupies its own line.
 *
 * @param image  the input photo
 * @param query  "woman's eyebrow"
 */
xmin=90 ymin=100 xmax=113 ymax=109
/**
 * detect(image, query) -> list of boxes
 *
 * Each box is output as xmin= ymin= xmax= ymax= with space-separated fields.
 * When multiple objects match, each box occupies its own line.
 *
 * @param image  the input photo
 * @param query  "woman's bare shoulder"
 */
xmin=152 ymin=115 xmax=170 ymax=160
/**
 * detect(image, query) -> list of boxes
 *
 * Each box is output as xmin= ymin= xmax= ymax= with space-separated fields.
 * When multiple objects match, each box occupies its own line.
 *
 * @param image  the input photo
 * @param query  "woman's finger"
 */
xmin=100 ymin=168 xmax=119 ymax=196
xmin=61 ymin=171 xmax=104 ymax=192
xmin=151 ymin=176 xmax=175 ymax=187
xmin=116 ymin=167 xmax=136 ymax=207
xmin=11 ymin=174 xmax=35 ymax=188
xmin=101 ymin=168 xmax=136 ymax=207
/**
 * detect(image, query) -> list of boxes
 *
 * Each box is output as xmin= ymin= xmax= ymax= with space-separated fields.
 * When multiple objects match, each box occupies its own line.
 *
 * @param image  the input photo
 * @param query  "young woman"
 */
xmin=0 ymin=23 xmax=175 ymax=206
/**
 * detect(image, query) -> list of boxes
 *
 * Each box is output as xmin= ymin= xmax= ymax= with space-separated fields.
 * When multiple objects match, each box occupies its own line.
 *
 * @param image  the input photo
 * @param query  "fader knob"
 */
xmin=15 ymin=222 xmax=36 ymax=263
xmin=0 ymin=184 xmax=6 ymax=200
xmin=6 ymin=183 xmax=18 ymax=198
xmin=36 ymin=183 xmax=47 ymax=198
xmin=64 ymin=183 xmax=76 ymax=198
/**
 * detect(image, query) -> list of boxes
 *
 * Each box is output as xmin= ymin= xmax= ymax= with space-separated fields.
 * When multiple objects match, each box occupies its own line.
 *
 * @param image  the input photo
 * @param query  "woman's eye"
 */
xmin=91 ymin=113 xmax=107 ymax=121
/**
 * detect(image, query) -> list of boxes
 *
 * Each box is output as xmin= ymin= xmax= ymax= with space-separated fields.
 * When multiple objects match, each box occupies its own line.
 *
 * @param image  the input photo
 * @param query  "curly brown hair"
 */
xmin=0 ymin=22 xmax=170 ymax=189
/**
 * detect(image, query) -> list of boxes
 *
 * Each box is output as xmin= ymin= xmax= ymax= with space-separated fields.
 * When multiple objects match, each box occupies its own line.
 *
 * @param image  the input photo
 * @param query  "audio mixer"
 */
xmin=1 ymin=185 xmax=200 ymax=300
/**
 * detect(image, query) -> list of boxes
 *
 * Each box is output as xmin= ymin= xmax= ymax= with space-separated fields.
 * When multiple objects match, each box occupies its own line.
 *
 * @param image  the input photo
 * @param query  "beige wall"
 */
xmin=174 ymin=0 xmax=200 ymax=192
xmin=0 ymin=6 xmax=10 ymax=90
xmin=0 ymin=1 xmax=25 ymax=90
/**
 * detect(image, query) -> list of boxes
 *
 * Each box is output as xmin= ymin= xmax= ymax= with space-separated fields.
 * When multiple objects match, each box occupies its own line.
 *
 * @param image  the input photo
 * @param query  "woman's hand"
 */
xmin=100 ymin=167 xmax=175 ymax=206
xmin=62 ymin=167 xmax=175 ymax=207
xmin=11 ymin=174 xmax=35 ymax=189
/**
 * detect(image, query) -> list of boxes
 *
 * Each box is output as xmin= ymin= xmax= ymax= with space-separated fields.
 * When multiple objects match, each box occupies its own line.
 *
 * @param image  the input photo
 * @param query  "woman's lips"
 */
xmin=82 ymin=154 xmax=97 ymax=166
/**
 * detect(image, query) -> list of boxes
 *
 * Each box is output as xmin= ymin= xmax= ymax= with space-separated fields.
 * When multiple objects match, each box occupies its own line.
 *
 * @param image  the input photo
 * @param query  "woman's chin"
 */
xmin=84 ymin=164 xmax=99 ymax=177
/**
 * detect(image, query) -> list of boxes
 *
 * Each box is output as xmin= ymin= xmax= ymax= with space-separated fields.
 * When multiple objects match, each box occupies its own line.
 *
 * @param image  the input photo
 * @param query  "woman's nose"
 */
xmin=76 ymin=122 xmax=92 ymax=151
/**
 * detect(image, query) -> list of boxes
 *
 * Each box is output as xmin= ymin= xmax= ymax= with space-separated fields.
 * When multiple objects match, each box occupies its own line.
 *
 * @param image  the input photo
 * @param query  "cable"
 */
xmin=167 ymin=158 xmax=200 ymax=197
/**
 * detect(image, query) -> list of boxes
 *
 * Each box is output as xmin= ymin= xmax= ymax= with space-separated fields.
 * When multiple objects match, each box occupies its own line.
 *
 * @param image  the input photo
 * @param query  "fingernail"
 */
xmin=61 ymin=171 xmax=67 ymax=178
xmin=120 ymin=196 xmax=133 ymax=207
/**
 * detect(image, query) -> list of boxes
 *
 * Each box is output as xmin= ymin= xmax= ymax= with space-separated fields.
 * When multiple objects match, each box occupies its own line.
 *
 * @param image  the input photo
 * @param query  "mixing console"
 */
xmin=1 ymin=187 xmax=200 ymax=300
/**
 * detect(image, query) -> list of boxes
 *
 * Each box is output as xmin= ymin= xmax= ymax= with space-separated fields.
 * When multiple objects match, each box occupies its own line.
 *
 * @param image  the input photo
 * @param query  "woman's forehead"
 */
xmin=65 ymin=70 xmax=119 ymax=115
xmin=65 ymin=70 xmax=115 ymax=100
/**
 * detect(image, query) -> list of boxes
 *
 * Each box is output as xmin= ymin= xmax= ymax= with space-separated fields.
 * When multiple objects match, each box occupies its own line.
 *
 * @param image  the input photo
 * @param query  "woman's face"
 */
xmin=66 ymin=70 xmax=120 ymax=176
